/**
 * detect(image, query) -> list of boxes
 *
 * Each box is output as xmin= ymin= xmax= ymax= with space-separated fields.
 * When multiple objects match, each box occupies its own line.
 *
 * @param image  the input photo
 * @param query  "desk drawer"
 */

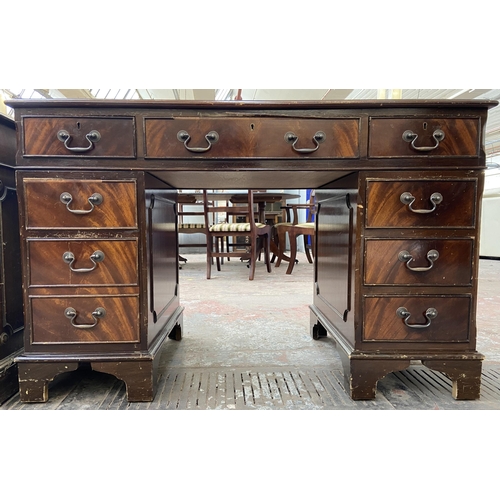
xmin=368 ymin=117 xmax=479 ymax=157
xmin=31 ymin=296 xmax=140 ymax=344
xmin=145 ymin=117 xmax=359 ymax=158
xmin=22 ymin=116 xmax=136 ymax=158
xmin=364 ymin=239 xmax=473 ymax=286
xmin=28 ymin=239 xmax=138 ymax=286
xmin=366 ymin=179 xmax=477 ymax=228
xmin=24 ymin=178 xmax=138 ymax=229
xmin=363 ymin=296 xmax=471 ymax=342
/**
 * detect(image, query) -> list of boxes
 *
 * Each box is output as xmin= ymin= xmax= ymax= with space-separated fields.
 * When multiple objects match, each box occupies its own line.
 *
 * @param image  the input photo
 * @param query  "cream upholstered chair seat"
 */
xmin=203 ymin=190 xmax=272 ymax=280
xmin=209 ymin=221 xmax=267 ymax=232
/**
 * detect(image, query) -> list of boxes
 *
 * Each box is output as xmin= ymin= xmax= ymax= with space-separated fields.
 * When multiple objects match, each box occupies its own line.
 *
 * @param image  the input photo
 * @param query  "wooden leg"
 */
xmin=286 ymin=229 xmax=298 ymax=274
xmin=248 ymin=239 xmax=257 ymax=280
xmin=264 ymin=233 xmax=272 ymax=273
xmin=168 ymin=321 xmax=183 ymax=341
xmin=215 ymin=237 xmax=222 ymax=271
xmin=206 ymin=235 xmax=212 ymax=279
xmin=422 ymin=359 xmax=483 ymax=400
xmin=92 ymin=359 xmax=157 ymax=402
xmin=303 ymin=234 xmax=313 ymax=263
xmin=17 ymin=361 xmax=79 ymax=403
xmin=348 ymin=358 xmax=411 ymax=400
xmin=274 ymin=225 xmax=291 ymax=267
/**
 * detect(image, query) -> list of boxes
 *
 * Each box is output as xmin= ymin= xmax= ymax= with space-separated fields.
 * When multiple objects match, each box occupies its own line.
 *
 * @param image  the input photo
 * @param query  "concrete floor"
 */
xmin=2 ymin=252 xmax=500 ymax=410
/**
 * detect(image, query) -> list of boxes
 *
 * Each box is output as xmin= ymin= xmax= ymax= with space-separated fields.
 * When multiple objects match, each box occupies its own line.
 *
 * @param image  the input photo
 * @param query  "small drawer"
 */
xmin=22 ymin=116 xmax=136 ymax=158
xmin=364 ymin=239 xmax=473 ymax=286
xmin=28 ymin=239 xmax=138 ymax=286
xmin=363 ymin=296 xmax=471 ymax=342
xmin=24 ymin=178 xmax=138 ymax=229
xmin=31 ymin=296 xmax=140 ymax=344
xmin=368 ymin=117 xmax=479 ymax=157
xmin=366 ymin=179 xmax=477 ymax=228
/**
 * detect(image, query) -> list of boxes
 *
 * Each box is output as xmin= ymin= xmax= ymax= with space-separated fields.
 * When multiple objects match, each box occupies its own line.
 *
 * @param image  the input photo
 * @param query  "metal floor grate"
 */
xmin=2 ymin=364 xmax=500 ymax=410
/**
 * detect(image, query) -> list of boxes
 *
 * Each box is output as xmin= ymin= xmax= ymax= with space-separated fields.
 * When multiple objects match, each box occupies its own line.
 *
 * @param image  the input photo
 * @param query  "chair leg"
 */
xmin=206 ymin=237 xmax=212 ymax=279
xmin=216 ymin=237 xmax=222 ymax=272
xmin=303 ymin=234 xmax=313 ymax=263
xmin=286 ymin=231 xmax=299 ymax=274
xmin=275 ymin=225 xmax=288 ymax=268
xmin=264 ymin=233 xmax=272 ymax=273
xmin=248 ymin=242 xmax=257 ymax=280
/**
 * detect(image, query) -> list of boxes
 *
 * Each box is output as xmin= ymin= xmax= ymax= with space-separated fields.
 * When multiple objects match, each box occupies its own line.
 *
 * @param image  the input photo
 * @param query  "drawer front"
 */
xmin=254 ymin=118 xmax=359 ymax=158
xmin=364 ymin=239 xmax=473 ymax=286
xmin=31 ymin=296 xmax=140 ymax=344
xmin=22 ymin=116 xmax=136 ymax=158
xmin=24 ymin=179 xmax=138 ymax=229
xmin=28 ymin=239 xmax=138 ymax=286
xmin=368 ymin=117 xmax=479 ymax=157
xmin=363 ymin=296 xmax=471 ymax=342
xmin=145 ymin=117 xmax=359 ymax=158
xmin=366 ymin=179 xmax=476 ymax=228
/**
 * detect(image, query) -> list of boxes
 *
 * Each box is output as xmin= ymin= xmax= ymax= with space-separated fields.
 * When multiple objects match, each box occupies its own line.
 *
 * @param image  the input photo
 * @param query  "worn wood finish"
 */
xmin=6 ymin=99 xmax=498 ymax=402
xmin=17 ymin=361 xmax=79 ymax=402
xmin=0 ymin=115 xmax=24 ymax=404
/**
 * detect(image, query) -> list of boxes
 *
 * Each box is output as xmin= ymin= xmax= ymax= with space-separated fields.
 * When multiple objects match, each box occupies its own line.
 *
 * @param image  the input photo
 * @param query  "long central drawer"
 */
xmin=144 ymin=117 xmax=360 ymax=158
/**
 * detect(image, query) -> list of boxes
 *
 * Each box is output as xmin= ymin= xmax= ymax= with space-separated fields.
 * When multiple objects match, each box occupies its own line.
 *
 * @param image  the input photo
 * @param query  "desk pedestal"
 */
xmin=311 ymin=171 xmax=484 ymax=400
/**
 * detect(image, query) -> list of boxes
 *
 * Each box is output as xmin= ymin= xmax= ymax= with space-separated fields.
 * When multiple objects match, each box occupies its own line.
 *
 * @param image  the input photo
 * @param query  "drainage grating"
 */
xmin=141 ymin=368 xmax=357 ymax=410
xmin=2 ymin=365 xmax=500 ymax=410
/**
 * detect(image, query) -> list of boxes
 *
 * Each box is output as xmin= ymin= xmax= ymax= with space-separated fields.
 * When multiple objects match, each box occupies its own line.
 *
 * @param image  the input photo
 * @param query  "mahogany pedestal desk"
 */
xmin=6 ymin=98 xmax=498 ymax=402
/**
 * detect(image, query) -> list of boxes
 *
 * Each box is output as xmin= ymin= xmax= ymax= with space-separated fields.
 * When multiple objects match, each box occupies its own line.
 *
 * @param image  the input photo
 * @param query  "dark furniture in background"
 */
xmin=0 ymin=114 xmax=24 ymax=404
xmin=6 ymin=98 xmax=498 ymax=402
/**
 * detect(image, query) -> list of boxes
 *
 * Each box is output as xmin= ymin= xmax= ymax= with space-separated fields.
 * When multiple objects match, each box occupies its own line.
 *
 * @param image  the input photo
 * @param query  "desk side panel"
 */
xmin=314 ymin=182 xmax=359 ymax=347
xmin=145 ymin=189 xmax=179 ymax=346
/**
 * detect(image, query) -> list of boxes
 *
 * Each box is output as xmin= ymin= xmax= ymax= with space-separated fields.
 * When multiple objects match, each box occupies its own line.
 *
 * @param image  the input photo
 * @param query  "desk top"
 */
xmin=6 ymin=99 xmax=499 ymax=110
xmin=6 ymin=99 xmax=498 ymax=190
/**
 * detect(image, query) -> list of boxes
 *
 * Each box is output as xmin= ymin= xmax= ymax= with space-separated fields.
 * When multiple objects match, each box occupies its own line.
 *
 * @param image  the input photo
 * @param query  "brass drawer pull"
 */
xmin=64 ymin=307 xmax=106 ymax=329
xmin=177 ymin=130 xmax=219 ymax=153
xmin=400 ymin=191 xmax=443 ymax=214
xmin=60 ymin=192 xmax=103 ymax=214
xmin=57 ymin=129 xmax=101 ymax=153
xmin=402 ymin=129 xmax=445 ymax=151
xmin=396 ymin=306 xmax=438 ymax=329
xmin=284 ymin=131 xmax=325 ymax=154
xmin=62 ymin=250 xmax=105 ymax=273
xmin=398 ymin=249 xmax=439 ymax=272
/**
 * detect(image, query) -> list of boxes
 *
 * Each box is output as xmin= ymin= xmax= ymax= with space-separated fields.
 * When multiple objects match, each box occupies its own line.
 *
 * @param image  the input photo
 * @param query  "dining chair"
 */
xmin=203 ymin=189 xmax=272 ymax=280
xmin=177 ymin=193 xmax=207 ymax=267
xmin=274 ymin=193 xmax=317 ymax=274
